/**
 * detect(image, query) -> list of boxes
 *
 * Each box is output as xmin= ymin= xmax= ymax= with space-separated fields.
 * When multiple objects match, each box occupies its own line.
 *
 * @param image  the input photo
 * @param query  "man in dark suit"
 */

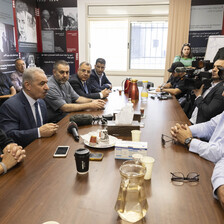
xmin=189 ymin=59 xmax=224 ymax=124
xmin=90 ymin=58 xmax=112 ymax=92
xmin=53 ymin=7 xmax=69 ymax=30
xmin=41 ymin=10 xmax=51 ymax=30
xmin=0 ymin=67 xmax=59 ymax=148
xmin=69 ymin=61 xmax=111 ymax=99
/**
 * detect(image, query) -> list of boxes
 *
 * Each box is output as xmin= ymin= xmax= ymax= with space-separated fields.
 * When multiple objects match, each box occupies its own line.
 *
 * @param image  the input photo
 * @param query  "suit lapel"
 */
xmin=20 ymin=92 xmax=37 ymax=128
xmin=203 ymin=82 xmax=223 ymax=100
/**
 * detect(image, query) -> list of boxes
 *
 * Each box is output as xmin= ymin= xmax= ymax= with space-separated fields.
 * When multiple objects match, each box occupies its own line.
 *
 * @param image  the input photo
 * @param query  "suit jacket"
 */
xmin=41 ymin=18 xmax=51 ymax=30
xmin=213 ymin=47 xmax=224 ymax=62
xmin=189 ymin=81 xmax=224 ymax=124
xmin=90 ymin=69 xmax=111 ymax=92
xmin=0 ymin=129 xmax=13 ymax=154
xmin=0 ymin=91 xmax=48 ymax=148
xmin=52 ymin=15 xmax=69 ymax=29
xmin=69 ymin=74 xmax=101 ymax=99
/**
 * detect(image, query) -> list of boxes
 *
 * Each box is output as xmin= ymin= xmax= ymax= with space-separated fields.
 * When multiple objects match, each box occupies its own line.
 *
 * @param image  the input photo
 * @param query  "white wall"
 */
xmin=77 ymin=0 xmax=169 ymax=87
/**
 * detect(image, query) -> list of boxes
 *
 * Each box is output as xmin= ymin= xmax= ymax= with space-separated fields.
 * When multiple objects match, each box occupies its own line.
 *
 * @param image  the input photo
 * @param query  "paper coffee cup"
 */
xmin=132 ymin=153 xmax=143 ymax=162
xmin=131 ymin=130 xmax=141 ymax=142
xmin=141 ymin=156 xmax=155 ymax=180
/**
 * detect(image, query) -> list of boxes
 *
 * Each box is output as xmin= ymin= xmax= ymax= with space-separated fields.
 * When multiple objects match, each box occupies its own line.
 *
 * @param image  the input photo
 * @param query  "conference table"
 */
xmin=0 ymin=90 xmax=224 ymax=224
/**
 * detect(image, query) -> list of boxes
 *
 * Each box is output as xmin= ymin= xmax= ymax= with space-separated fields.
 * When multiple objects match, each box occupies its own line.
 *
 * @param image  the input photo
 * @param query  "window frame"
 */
xmin=87 ymin=16 xmax=168 ymax=78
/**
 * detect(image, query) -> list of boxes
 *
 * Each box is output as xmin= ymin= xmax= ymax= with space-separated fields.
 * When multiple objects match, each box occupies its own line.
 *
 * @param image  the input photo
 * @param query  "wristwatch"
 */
xmin=184 ymin=137 xmax=193 ymax=146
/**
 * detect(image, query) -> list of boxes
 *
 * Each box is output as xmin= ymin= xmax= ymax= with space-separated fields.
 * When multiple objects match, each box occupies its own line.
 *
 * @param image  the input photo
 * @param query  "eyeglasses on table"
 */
xmin=161 ymin=134 xmax=175 ymax=146
xmin=170 ymin=172 xmax=200 ymax=186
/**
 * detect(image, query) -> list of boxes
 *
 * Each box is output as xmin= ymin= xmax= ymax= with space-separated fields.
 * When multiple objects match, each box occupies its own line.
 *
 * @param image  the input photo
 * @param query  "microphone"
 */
xmin=67 ymin=122 xmax=79 ymax=141
xmin=69 ymin=114 xmax=109 ymax=126
xmin=70 ymin=114 xmax=93 ymax=126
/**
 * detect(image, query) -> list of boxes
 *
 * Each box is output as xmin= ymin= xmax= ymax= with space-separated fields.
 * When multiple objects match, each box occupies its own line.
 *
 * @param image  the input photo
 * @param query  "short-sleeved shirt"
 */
xmin=0 ymin=73 xmax=13 ymax=96
xmin=174 ymin=76 xmax=187 ymax=99
xmin=44 ymin=76 xmax=79 ymax=122
xmin=173 ymin=56 xmax=196 ymax=67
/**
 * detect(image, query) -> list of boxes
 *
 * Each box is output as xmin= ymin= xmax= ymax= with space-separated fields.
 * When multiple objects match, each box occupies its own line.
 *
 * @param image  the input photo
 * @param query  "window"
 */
xmin=130 ymin=21 xmax=168 ymax=69
xmin=89 ymin=20 xmax=128 ymax=71
xmin=87 ymin=4 xmax=169 ymax=75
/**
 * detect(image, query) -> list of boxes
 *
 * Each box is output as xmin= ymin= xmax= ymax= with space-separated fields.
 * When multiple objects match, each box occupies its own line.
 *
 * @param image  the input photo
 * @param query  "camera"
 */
xmin=184 ymin=71 xmax=212 ymax=90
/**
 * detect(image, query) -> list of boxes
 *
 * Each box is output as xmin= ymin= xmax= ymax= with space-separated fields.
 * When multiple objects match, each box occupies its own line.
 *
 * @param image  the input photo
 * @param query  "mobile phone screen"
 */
xmin=54 ymin=146 xmax=70 ymax=157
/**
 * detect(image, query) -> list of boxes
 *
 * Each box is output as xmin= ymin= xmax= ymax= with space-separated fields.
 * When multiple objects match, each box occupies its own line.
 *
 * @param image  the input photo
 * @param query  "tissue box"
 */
xmin=115 ymin=141 xmax=148 ymax=160
xmin=113 ymin=110 xmax=141 ymax=122
xmin=107 ymin=120 xmax=140 ymax=136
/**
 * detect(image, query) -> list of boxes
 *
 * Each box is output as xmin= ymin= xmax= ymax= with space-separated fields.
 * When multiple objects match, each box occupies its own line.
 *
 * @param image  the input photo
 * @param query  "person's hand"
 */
xmin=101 ymin=88 xmax=111 ymax=98
xmin=217 ymin=185 xmax=224 ymax=209
xmin=171 ymin=123 xmax=192 ymax=144
xmin=156 ymin=88 xmax=161 ymax=92
xmin=1 ymin=144 xmax=26 ymax=170
xmin=39 ymin=123 xmax=59 ymax=138
xmin=90 ymin=99 xmax=105 ymax=110
xmin=193 ymin=84 xmax=204 ymax=97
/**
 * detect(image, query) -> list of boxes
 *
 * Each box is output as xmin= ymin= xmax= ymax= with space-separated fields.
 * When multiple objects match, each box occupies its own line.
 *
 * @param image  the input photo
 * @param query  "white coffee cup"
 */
xmin=132 ymin=153 xmax=143 ymax=162
xmin=141 ymin=156 xmax=155 ymax=180
xmin=131 ymin=130 xmax=141 ymax=142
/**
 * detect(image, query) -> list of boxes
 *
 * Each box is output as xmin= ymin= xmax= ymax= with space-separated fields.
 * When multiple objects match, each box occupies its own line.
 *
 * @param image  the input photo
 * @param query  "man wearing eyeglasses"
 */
xmin=44 ymin=60 xmax=105 ymax=123
xmin=69 ymin=61 xmax=111 ymax=99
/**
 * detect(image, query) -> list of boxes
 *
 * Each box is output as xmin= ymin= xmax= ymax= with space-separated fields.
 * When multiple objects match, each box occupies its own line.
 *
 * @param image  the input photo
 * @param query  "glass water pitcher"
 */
xmin=115 ymin=162 xmax=148 ymax=223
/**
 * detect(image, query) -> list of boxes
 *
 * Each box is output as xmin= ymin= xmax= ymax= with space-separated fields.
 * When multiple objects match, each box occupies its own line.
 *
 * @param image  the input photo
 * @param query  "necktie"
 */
xmin=34 ymin=101 xmax=41 ymax=127
xmin=83 ymin=82 xmax=89 ymax=94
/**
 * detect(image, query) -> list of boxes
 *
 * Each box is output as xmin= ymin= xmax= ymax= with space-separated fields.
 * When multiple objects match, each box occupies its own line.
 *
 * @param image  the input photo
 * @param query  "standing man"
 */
xmin=10 ymin=58 xmax=26 ymax=92
xmin=44 ymin=60 xmax=105 ymax=123
xmin=0 ymin=67 xmax=59 ymax=148
xmin=69 ymin=61 xmax=111 ymax=99
xmin=41 ymin=10 xmax=51 ymax=30
xmin=54 ymin=7 xmax=69 ymax=30
xmin=189 ymin=59 xmax=224 ymax=124
xmin=90 ymin=58 xmax=112 ymax=92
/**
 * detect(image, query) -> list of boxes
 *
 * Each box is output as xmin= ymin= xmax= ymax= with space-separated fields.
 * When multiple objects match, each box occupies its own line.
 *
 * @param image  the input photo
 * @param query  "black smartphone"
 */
xmin=53 ymin=146 xmax=70 ymax=157
xmin=89 ymin=152 xmax=104 ymax=161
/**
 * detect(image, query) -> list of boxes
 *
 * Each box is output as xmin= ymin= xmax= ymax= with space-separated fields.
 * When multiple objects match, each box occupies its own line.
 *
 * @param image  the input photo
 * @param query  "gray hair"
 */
xmin=22 ymin=67 xmax=45 ymax=88
xmin=79 ymin=61 xmax=91 ymax=69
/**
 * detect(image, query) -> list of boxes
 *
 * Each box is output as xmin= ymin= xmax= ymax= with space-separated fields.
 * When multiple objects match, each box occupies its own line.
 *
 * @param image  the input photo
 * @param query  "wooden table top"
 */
xmin=0 ymin=90 xmax=223 ymax=224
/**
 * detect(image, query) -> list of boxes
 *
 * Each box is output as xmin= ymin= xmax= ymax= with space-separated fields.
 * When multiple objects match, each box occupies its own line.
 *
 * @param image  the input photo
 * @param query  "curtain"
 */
xmin=164 ymin=0 xmax=192 ymax=81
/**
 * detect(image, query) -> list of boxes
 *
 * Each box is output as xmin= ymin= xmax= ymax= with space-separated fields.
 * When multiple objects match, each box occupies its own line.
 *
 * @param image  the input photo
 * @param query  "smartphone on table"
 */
xmin=89 ymin=152 xmax=104 ymax=161
xmin=53 ymin=146 xmax=70 ymax=157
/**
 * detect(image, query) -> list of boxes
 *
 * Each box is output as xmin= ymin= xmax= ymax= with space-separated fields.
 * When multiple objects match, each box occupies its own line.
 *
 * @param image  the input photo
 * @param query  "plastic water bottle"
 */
xmin=141 ymin=81 xmax=148 ymax=102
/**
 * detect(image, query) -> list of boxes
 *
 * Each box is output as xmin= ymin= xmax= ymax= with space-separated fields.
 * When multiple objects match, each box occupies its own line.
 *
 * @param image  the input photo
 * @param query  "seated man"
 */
xmin=90 ymin=58 xmax=112 ymax=91
xmin=10 ymin=58 xmax=26 ymax=92
xmin=0 ymin=67 xmax=59 ymax=148
xmin=189 ymin=59 xmax=224 ymax=124
xmin=158 ymin=62 xmax=185 ymax=90
xmin=170 ymin=111 xmax=224 ymax=209
xmin=212 ymin=157 xmax=224 ymax=209
xmin=0 ymin=128 xmax=26 ymax=175
xmin=69 ymin=61 xmax=111 ymax=99
xmin=156 ymin=62 xmax=187 ymax=99
xmin=44 ymin=60 xmax=105 ymax=123
xmin=0 ymin=71 xmax=16 ymax=106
